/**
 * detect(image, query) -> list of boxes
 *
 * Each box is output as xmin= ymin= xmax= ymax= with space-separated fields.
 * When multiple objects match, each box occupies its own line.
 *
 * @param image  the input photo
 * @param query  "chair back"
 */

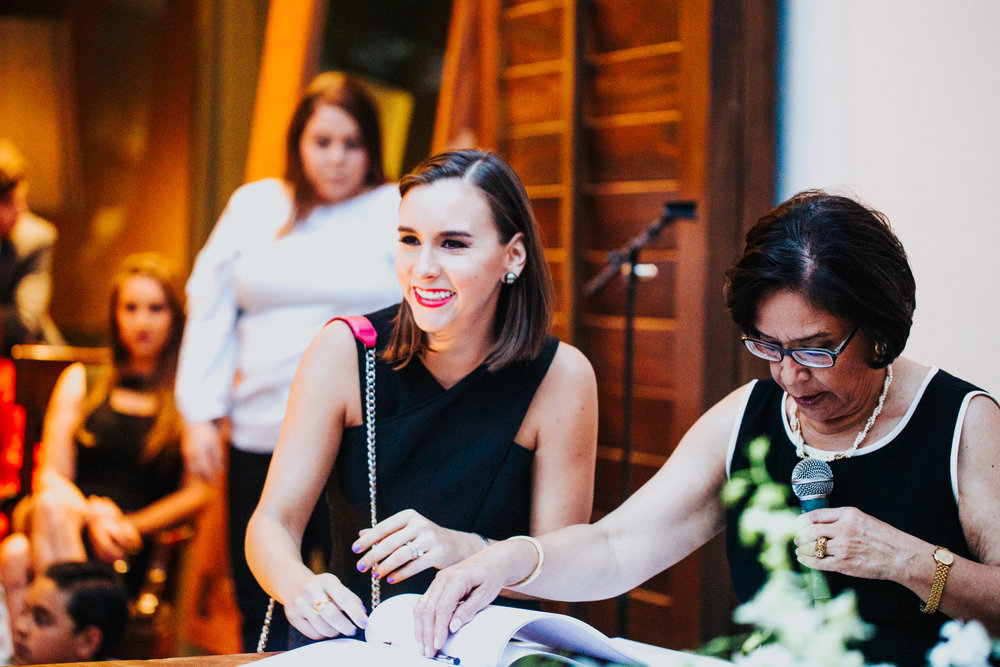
xmin=9 ymin=344 xmax=112 ymax=495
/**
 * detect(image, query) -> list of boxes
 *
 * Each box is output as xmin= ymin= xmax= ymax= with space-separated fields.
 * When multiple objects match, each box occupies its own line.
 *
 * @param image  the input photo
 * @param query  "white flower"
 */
xmin=927 ymin=620 xmax=993 ymax=667
xmin=733 ymin=643 xmax=797 ymax=667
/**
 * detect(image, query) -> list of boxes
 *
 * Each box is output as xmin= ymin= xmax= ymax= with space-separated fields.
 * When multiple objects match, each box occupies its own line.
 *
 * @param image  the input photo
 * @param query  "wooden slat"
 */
xmin=589 ymin=51 xmax=682 ymax=117
xmin=589 ymin=0 xmax=682 ymax=52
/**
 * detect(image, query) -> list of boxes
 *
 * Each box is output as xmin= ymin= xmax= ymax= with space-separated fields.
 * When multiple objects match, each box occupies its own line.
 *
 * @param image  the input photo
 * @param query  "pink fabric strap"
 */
xmin=328 ymin=315 xmax=377 ymax=349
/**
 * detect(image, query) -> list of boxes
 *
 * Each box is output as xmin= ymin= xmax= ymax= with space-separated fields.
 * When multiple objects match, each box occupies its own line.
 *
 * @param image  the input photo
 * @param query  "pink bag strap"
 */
xmin=329 ymin=315 xmax=377 ymax=349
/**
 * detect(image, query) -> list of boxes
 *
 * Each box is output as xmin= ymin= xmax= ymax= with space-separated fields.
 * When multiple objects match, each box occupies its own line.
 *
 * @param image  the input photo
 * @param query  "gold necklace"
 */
xmin=790 ymin=364 xmax=893 ymax=461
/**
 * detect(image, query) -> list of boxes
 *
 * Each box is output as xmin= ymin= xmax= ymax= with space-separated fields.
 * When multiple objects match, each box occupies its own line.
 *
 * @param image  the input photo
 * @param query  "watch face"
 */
xmin=935 ymin=548 xmax=954 ymax=565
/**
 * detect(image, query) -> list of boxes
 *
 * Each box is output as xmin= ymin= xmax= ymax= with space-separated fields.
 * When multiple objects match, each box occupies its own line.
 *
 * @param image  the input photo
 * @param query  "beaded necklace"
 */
xmin=790 ymin=364 xmax=893 ymax=461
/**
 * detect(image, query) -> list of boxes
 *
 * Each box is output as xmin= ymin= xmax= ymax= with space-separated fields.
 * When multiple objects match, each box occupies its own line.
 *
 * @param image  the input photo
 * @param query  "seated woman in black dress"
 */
xmin=0 ymin=253 xmax=213 ymax=622
xmin=246 ymin=150 xmax=599 ymax=642
xmin=415 ymin=190 xmax=1000 ymax=667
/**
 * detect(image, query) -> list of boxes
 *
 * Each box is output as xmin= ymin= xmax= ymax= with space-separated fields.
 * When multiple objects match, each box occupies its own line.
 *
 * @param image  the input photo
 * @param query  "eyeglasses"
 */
xmin=741 ymin=325 xmax=859 ymax=369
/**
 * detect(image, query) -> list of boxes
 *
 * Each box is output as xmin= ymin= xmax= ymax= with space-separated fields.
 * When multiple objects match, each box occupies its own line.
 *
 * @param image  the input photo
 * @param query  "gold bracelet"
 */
xmin=507 ymin=535 xmax=544 ymax=588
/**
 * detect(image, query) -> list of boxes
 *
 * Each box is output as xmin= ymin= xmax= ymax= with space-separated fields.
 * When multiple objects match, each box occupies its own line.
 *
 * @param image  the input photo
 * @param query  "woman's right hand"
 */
xmin=182 ymin=421 xmax=225 ymax=481
xmin=414 ymin=539 xmax=532 ymax=658
xmin=284 ymin=572 xmax=370 ymax=640
xmin=84 ymin=496 xmax=142 ymax=562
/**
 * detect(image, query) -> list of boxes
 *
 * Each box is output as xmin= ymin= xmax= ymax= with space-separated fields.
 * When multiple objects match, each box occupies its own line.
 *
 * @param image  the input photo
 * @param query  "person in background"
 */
xmin=0 ymin=138 xmax=64 ymax=357
xmin=246 ymin=149 xmax=598 ymax=645
xmin=11 ymin=560 xmax=128 ymax=665
xmin=175 ymin=71 xmax=402 ymax=651
xmin=415 ymin=190 xmax=1000 ymax=667
xmin=0 ymin=253 xmax=211 ymax=627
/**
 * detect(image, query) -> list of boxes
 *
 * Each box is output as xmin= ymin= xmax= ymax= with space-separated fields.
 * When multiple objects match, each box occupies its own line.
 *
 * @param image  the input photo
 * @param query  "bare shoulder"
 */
xmin=544 ymin=341 xmax=596 ymax=386
xmin=301 ymin=319 xmax=365 ymax=372
xmin=51 ymin=362 xmax=87 ymax=405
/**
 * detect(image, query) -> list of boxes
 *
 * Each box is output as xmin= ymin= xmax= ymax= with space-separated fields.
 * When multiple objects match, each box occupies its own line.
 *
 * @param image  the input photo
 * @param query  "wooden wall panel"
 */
xmin=580 ymin=193 xmax=680 ymax=250
xmin=504 ymin=5 xmax=563 ymax=65
xmin=581 ymin=326 xmax=676 ymax=388
xmin=503 ymin=133 xmax=563 ymax=186
xmin=532 ymin=196 xmax=562 ymax=249
xmin=438 ymin=0 xmax=775 ymax=650
xmin=589 ymin=50 xmax=682 ymax=117
xmin=504 ymin=73 xmax=563 ymax=125
xmin=588 ymin=0 xmax=682 ymax=49
xmin=598 ymin=392 xmax=677 ymax=457
xmin=583 ymin=256 xmax=676 ymax=318
xmin=587 ymin=123 xmax=682 ymax=182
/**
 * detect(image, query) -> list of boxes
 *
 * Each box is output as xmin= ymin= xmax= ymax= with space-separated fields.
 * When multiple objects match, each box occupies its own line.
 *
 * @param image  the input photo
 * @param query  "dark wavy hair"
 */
xmin=45 ymin=560 xmax=129 ymax=660
xmin=383 ymin=150 xmax=553 ymax=371
xmin=724 ymin=190 xmax=915 ymax=368
xmin=284 ymin=71 xmax=386 ymax=222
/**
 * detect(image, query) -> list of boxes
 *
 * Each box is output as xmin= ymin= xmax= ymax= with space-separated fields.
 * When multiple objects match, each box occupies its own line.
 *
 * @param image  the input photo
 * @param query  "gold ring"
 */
xmin=815 ymin=536 xmax=828 ymax=559
xmin=312 ymin=598 xmax=329 ymax=614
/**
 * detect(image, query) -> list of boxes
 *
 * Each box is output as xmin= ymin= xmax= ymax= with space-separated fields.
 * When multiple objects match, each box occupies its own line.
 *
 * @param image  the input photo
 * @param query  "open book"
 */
xmin=247 ymin=593 xmax=728 ymax=666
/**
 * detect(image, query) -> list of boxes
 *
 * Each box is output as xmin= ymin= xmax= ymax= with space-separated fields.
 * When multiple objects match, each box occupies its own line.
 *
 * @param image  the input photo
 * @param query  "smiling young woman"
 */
xmin=245 ymin=150 xmax=598 ymax=647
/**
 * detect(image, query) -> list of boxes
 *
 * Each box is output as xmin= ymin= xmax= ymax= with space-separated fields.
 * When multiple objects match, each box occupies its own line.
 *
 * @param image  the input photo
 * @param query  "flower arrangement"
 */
xmin=709 ymin=437 xmax=999 ymax=667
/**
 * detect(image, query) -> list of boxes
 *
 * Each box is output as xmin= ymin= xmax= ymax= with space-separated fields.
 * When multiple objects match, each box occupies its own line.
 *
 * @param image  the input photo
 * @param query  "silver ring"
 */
xmin=405 ymin=540 xmax=425 ymax=560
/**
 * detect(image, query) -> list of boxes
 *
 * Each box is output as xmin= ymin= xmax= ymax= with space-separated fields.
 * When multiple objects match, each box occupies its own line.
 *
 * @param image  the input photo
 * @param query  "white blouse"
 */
xmin=176 ymin=179 xmax=401 ymax=453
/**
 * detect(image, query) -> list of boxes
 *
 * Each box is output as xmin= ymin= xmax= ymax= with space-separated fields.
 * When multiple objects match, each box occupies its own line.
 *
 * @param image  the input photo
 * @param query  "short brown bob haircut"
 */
xmin=284 ymin=71 xmax=386 ymax=223
xmin=383 ymin=150 xmax=554 ymax=371
xmin=725 ymin=189 xmax=915 ymax=369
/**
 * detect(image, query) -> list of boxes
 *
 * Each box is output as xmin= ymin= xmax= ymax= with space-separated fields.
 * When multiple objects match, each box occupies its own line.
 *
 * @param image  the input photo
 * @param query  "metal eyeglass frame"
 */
xmin=741 ymin=325 xmax=860 ymax=368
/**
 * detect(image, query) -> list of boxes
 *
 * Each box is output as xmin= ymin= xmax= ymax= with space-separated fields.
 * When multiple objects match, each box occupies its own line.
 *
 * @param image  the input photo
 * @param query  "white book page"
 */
xmin=364 ymin=594 xmax=642 ymax=666
xmin=242 ymin=637 xmax=437 ymax=666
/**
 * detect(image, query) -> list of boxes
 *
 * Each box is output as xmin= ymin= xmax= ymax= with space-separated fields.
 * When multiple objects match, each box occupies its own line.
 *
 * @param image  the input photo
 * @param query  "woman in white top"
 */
xmin=175 ymin=72 xmax=401 ymax=651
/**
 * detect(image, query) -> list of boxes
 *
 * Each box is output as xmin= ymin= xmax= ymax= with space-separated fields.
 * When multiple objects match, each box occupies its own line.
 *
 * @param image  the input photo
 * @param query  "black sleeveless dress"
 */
xmin=727 ymin=369 xmax=987 ymax=666
xmin=325 ymin=304 xmax=559 ymax=606
xmin=74 ymin=389 xmax=182 ymax=594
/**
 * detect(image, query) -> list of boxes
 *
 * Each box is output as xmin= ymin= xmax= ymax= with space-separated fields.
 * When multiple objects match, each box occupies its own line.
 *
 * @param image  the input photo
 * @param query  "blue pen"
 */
xmin=381 ymin=641 xmax=460 ymax=664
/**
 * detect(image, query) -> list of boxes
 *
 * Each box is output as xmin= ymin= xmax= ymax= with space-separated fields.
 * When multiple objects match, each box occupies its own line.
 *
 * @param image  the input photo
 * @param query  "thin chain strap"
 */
xmin=256 ymin=597 xmax=274 ymax=652
xmin=363 ymin=345 xmax=379 ymax=608
xmin=258 ymin=329 xmax=378 ymax=651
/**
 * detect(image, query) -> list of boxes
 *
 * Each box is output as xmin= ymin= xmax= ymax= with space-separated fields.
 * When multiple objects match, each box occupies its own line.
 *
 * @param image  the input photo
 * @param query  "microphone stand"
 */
xmin=583 ymin=201 xmax=696 ymax=638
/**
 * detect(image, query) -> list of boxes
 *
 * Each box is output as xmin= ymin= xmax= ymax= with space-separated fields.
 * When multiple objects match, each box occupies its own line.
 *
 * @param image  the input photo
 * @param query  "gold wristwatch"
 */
xmin=920 ymin=546 xmax=953 ymax=614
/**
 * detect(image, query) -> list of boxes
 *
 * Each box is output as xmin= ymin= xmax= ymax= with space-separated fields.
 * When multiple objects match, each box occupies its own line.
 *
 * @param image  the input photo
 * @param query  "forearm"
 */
xmin=125 ymin=480 xmax=214 ymax=536
xmin=246 ymin=511 xmax=316 ymax=605
xmin=499 ymin=523 xmax=632 ymax=602
xmin=892 ymin=539 xmax=1000 ymax=633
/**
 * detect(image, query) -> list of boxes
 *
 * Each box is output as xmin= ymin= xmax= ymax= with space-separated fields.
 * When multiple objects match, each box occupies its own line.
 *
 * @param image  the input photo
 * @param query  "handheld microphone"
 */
xmin=791 ymin=458 xmax=833 ymax=601
xmin=791 ymin=458 xmax=833 ymax=512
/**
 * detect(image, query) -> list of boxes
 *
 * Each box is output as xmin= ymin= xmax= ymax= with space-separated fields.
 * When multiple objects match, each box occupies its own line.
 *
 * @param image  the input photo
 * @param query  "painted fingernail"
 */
xmin=357 ymin=562 xmax=367 ymax=572
xmin=351 ymin=543 xmax=361 ymax=553
xmin=386 ymin=576 xmax=394 ymax=584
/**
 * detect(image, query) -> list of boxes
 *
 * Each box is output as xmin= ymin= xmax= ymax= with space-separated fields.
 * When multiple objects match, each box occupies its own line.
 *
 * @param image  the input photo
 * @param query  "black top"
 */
xmin=325 ymin=304 xmax=559 ymax=606
xmin=75 ymin=399 xmax=182 ymax=514
xmin=74 ymin=389 xmax=182 ymax=594
xmin=727 ymin=370 xmax=985 ymax=667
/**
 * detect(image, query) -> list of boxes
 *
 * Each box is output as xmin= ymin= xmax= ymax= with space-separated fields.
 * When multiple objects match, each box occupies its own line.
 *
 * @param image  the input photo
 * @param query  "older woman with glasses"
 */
xmin=415 ymin=190 xmax=1000 ymax=667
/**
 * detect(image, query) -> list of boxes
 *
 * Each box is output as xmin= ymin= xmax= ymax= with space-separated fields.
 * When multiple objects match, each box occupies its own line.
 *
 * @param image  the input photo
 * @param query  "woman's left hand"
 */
xmin=794 ymin=506 xmax=919 ymax=581
xmin=351 ymin=509 xmax=485 ymax=585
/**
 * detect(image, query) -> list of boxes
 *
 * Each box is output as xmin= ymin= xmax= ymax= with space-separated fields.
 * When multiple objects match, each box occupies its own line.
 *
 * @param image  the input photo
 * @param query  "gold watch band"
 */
xmin=920 ymin=546 xmax=953 ymax=614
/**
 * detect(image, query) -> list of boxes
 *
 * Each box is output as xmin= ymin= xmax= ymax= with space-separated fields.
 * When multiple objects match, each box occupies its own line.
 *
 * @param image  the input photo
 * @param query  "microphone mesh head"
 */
xmin=791 ymin=458 xmax=833 ymax=500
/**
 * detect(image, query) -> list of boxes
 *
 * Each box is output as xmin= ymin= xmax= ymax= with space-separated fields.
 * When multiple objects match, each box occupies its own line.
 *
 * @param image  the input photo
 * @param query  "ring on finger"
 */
xmin=405 ymin=540 xmax=426 ymax=561
xmin=814 ymin=535 xmax=828 ymax=559
xmin=312 ymin=597 xmax=331 ymax=614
